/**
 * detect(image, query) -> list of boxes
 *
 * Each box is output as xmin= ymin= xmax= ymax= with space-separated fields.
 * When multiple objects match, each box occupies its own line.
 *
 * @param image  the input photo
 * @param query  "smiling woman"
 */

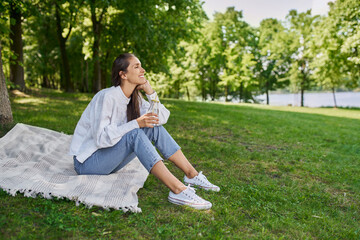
xmin=68 ymin=53 xmax=220 ymax=210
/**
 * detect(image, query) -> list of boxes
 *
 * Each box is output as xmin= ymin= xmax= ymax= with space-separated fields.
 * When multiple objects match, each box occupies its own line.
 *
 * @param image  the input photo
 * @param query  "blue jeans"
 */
xmin=73 ymin=126 xmax=180 ymax=175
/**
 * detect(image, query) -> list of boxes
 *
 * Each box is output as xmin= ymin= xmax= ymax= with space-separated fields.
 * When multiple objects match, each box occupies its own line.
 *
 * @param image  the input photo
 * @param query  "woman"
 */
xmin=69 ymin=53 xmax=219 ymax=210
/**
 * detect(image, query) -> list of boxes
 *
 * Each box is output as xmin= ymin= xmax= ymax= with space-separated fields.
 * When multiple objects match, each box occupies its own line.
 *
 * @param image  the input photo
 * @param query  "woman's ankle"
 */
xmin=185 ymin=170 xmax=198 ymax=179
xmin=172 ymin=184 xmax=187 ymax=194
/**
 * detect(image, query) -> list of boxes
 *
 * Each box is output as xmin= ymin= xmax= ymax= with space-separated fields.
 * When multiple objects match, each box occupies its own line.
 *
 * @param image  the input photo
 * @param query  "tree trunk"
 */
xmin=50 ymin=76 xmax=56 ymax=89
xmin=210 ymin=77 xmax=215 ymax=101
xmin=80 ymin=58 xmax=83 ymax=91
xmin=92 ymin=39 xmax=101 ymax=92
xmin=55 ymin=3 xmax=73 ymax=92
xmin=265 ymin=79 xmax=269 ymax=105
xmin=300 ymin=88 xmax=304 ymax=107
xmin=300 ymin=74 xmax=305 ymax=107
xmin=9 ymin=2 xmax=25 ymax=91
xmin=225 ymin=83 xmax=229 ymax=102
xmin=185 ymin=85 xmax=190 ymax=101
xmin=0 ymin=43 xmax=13 ymax=125
xmin=300 ymin=63 xmax=307 ymax=107
xmin=84 ymin=59 xmax=89 ymax=92
xmin=100 ymin=66 xmax=107 ymax=89
xmin=239 ymin=82 xmax=244 ymax=103
xmin=174 ymin=80 xmax=180 ymax=99
xmin=90 ymin=1 xmax=104 ymax=93
xmin=200 ymin=76 xmax=206 ymax=101
xmin=41 ymin=75 xmax=51 ymax=88
xmin=332 ymin=87 xmax=337 ymax=108
xmin=100 ymin=51 xmax=110 ymax=89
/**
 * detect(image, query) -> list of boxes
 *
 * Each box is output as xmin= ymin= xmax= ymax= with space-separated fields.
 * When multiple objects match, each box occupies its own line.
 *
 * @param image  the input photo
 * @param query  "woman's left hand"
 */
xmin=137 ymin=80 xmax=154 ymax=95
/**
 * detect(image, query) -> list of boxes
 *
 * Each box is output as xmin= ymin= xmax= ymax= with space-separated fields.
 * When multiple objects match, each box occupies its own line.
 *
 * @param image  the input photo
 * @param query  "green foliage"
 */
xmin=0 ymin=1 xmax=10 ymax=37
xmin=1 ymin=89 xmax=359 ymax=239
xmin=23 ymin=3 xmax=60 ymax=89
xmin=311 ymin=0 xmax=360 ymax=91
xmin=146 ymin=3 xmax=360 ymax=104
xmin=256 ymin=18 xmax=291 ymax=103
xmin=1 ymin=0 xmax=360 ymax=103
xmin=286 ymin=10 xmax=320 ymax=101
xmin=2 ymin=0 xmax=206 ymax=92
xmin=180 ymin=7 xmax=257 ymax=102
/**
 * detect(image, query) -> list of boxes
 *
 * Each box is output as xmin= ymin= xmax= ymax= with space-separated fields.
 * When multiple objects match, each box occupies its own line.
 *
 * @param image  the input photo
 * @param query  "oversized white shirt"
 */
xmin=69 ymin=86 xmax=170 ymax=163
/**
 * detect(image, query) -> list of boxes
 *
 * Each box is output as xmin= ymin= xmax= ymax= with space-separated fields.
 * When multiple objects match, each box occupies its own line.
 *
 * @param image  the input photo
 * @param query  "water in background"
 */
xmin=255 ymin=92 xmax=360 ymax=108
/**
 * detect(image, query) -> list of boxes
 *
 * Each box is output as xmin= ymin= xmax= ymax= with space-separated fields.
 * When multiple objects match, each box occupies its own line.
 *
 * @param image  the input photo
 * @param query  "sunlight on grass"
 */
xmin=213 ymin=101 xmax=360 ymax=120
xmin=14 ymin=98 xmax=48 ymax=105
xmin=1 ymin=89 xmax=359 ymax=239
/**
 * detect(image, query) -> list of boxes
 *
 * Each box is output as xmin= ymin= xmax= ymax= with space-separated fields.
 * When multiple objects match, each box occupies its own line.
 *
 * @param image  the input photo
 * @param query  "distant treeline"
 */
xmin=1 ymin=0 xmax=359 ymax=106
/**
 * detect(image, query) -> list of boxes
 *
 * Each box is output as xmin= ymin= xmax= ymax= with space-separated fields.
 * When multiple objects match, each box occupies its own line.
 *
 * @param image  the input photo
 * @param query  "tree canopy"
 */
xmin=0 ymin=0 xmax=359 ymax=106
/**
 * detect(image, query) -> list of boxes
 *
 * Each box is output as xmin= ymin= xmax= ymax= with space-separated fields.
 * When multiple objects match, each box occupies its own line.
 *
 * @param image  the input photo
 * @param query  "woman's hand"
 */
xmin=136 ymin=113 xmax=159 ymax=128
xmin=136 ymin=79 xmax=154 ymax=95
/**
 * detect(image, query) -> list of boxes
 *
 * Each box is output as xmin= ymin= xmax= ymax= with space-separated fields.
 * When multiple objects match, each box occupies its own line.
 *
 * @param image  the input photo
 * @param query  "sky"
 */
xmin=202 ymin=0 xmax=333 ymax=26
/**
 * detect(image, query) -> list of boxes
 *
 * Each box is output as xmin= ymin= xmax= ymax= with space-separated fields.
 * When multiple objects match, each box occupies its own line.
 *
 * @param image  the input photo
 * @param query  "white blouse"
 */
xmin=69 ymin=86 xmax=170 ymax=163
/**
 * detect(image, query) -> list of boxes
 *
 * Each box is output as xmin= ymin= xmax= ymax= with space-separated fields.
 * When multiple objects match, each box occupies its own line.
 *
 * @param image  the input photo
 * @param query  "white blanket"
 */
xmin=0 ymin=123 xmax=149 ymax=212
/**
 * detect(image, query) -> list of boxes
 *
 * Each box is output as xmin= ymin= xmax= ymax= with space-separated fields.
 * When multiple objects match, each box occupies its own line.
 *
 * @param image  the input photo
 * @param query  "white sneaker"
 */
xmin=184 ymin=171 xmax=220 ymax=192
xmin=168 ymin=185 xmax=212 ymax=210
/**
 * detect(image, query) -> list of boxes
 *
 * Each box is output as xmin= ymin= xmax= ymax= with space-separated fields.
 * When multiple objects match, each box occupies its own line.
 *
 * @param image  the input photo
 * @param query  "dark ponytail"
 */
xmin=111 ymin=53 xmax=141 ymax=122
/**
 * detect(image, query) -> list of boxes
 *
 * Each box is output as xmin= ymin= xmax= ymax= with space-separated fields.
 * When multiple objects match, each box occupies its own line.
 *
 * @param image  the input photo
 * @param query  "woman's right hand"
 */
xmin=136 ymin=113 xmax=159 ymax=128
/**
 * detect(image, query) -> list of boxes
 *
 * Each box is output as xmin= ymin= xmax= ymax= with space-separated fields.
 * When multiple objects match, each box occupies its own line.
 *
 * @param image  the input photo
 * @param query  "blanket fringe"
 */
xmin=1 ymin=187 xmax=142 ymax=213
xmin=0 ymin=123 xmax=147 ymax=214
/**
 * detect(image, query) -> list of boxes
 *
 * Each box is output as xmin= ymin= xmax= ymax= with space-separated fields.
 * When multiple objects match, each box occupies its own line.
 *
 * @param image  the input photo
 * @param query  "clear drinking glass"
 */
xmin=147 ymin=99 xmax=160 ymax=126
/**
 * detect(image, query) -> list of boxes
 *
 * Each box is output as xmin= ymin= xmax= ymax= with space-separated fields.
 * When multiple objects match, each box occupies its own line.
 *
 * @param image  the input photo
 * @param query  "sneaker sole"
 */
xmin=184 ymin=182 xmax=220 ymax=192
xmin=168 ymin=196 xmax=212 ymax=210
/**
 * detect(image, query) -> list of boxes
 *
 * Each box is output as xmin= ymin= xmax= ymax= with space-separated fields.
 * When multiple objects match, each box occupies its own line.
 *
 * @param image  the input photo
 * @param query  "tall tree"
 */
xmin=193 ymin=7 xmax=254 ymax=102
xmin=23 ymin=1 xmax=60 ymax=89
xmin=217 ymin=7 xmax=254 ymax=102
xmin=311 ymin=0 xmax=360 ymax=107
xmin=334 ymin=0 xmax=360 ymax=87
xmin=257 ymin=18 xmax=291 ymax=104
xmin=310 ymin=15 xmax=345 ymax=108
xmin=286 ymin=10 xmax=319 ymax=107
xmin=9 ymin=0 xmax=25 ymax=91
xmin=54 ymin=0 xmax=82 ymax=92
xmin=87 ymin=0 xmax=206 ymax=93
xmin=191 ymin=21 xmax=219 ymax=101
xmin=0 ymin=2 xmax=13 ymax=124
xmin=0 ymin=42 xmax=13 ymax=125
xmin=88 ymin=0 xmax=108 ymax=92
xmin=328 ymin=0 xmax=360 ymax=88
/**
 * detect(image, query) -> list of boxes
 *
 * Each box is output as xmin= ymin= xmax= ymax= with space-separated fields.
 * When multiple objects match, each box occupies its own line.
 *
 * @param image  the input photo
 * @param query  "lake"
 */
xmin=255 ymin=92 xmax=360 ymax=108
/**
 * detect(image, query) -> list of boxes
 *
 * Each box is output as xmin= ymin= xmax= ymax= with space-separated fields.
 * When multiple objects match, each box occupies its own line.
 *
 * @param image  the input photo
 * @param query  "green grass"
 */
xmin=1 ymin=88 xmax=359 ymax=239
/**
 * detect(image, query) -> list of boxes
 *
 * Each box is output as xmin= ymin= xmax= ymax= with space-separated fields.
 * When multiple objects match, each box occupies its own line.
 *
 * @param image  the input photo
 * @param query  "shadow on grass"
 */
xmin=0 ymin=90 xmax=359 ymax=239
xmin=0 ymin=122 xmax=17 ymax=138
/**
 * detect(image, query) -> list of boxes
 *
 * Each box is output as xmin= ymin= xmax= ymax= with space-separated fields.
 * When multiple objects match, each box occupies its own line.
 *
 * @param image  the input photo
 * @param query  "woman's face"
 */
xmin=121 ymin=57 xmax=146 ymax=85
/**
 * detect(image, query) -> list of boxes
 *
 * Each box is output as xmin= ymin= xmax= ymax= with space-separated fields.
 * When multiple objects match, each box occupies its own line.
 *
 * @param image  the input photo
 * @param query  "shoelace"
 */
xmin=186 ymin=184 xmax=196 ymax=194
xmin=183 ymin=185 xmax=204 ymax=203
xmin=197 ymin=171 xmax=213 ymax=187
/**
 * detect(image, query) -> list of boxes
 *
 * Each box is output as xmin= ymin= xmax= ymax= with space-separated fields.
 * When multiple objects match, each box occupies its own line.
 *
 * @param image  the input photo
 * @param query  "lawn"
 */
xmin=1 ymin=88 xmax=359 ymax=239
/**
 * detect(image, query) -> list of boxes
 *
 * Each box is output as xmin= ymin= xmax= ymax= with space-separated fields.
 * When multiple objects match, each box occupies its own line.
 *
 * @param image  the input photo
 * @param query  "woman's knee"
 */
xmin=126 ymin=128 xmax=143 ymax=136
xmin=127 ymin=128 xmax=147 ymax=142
